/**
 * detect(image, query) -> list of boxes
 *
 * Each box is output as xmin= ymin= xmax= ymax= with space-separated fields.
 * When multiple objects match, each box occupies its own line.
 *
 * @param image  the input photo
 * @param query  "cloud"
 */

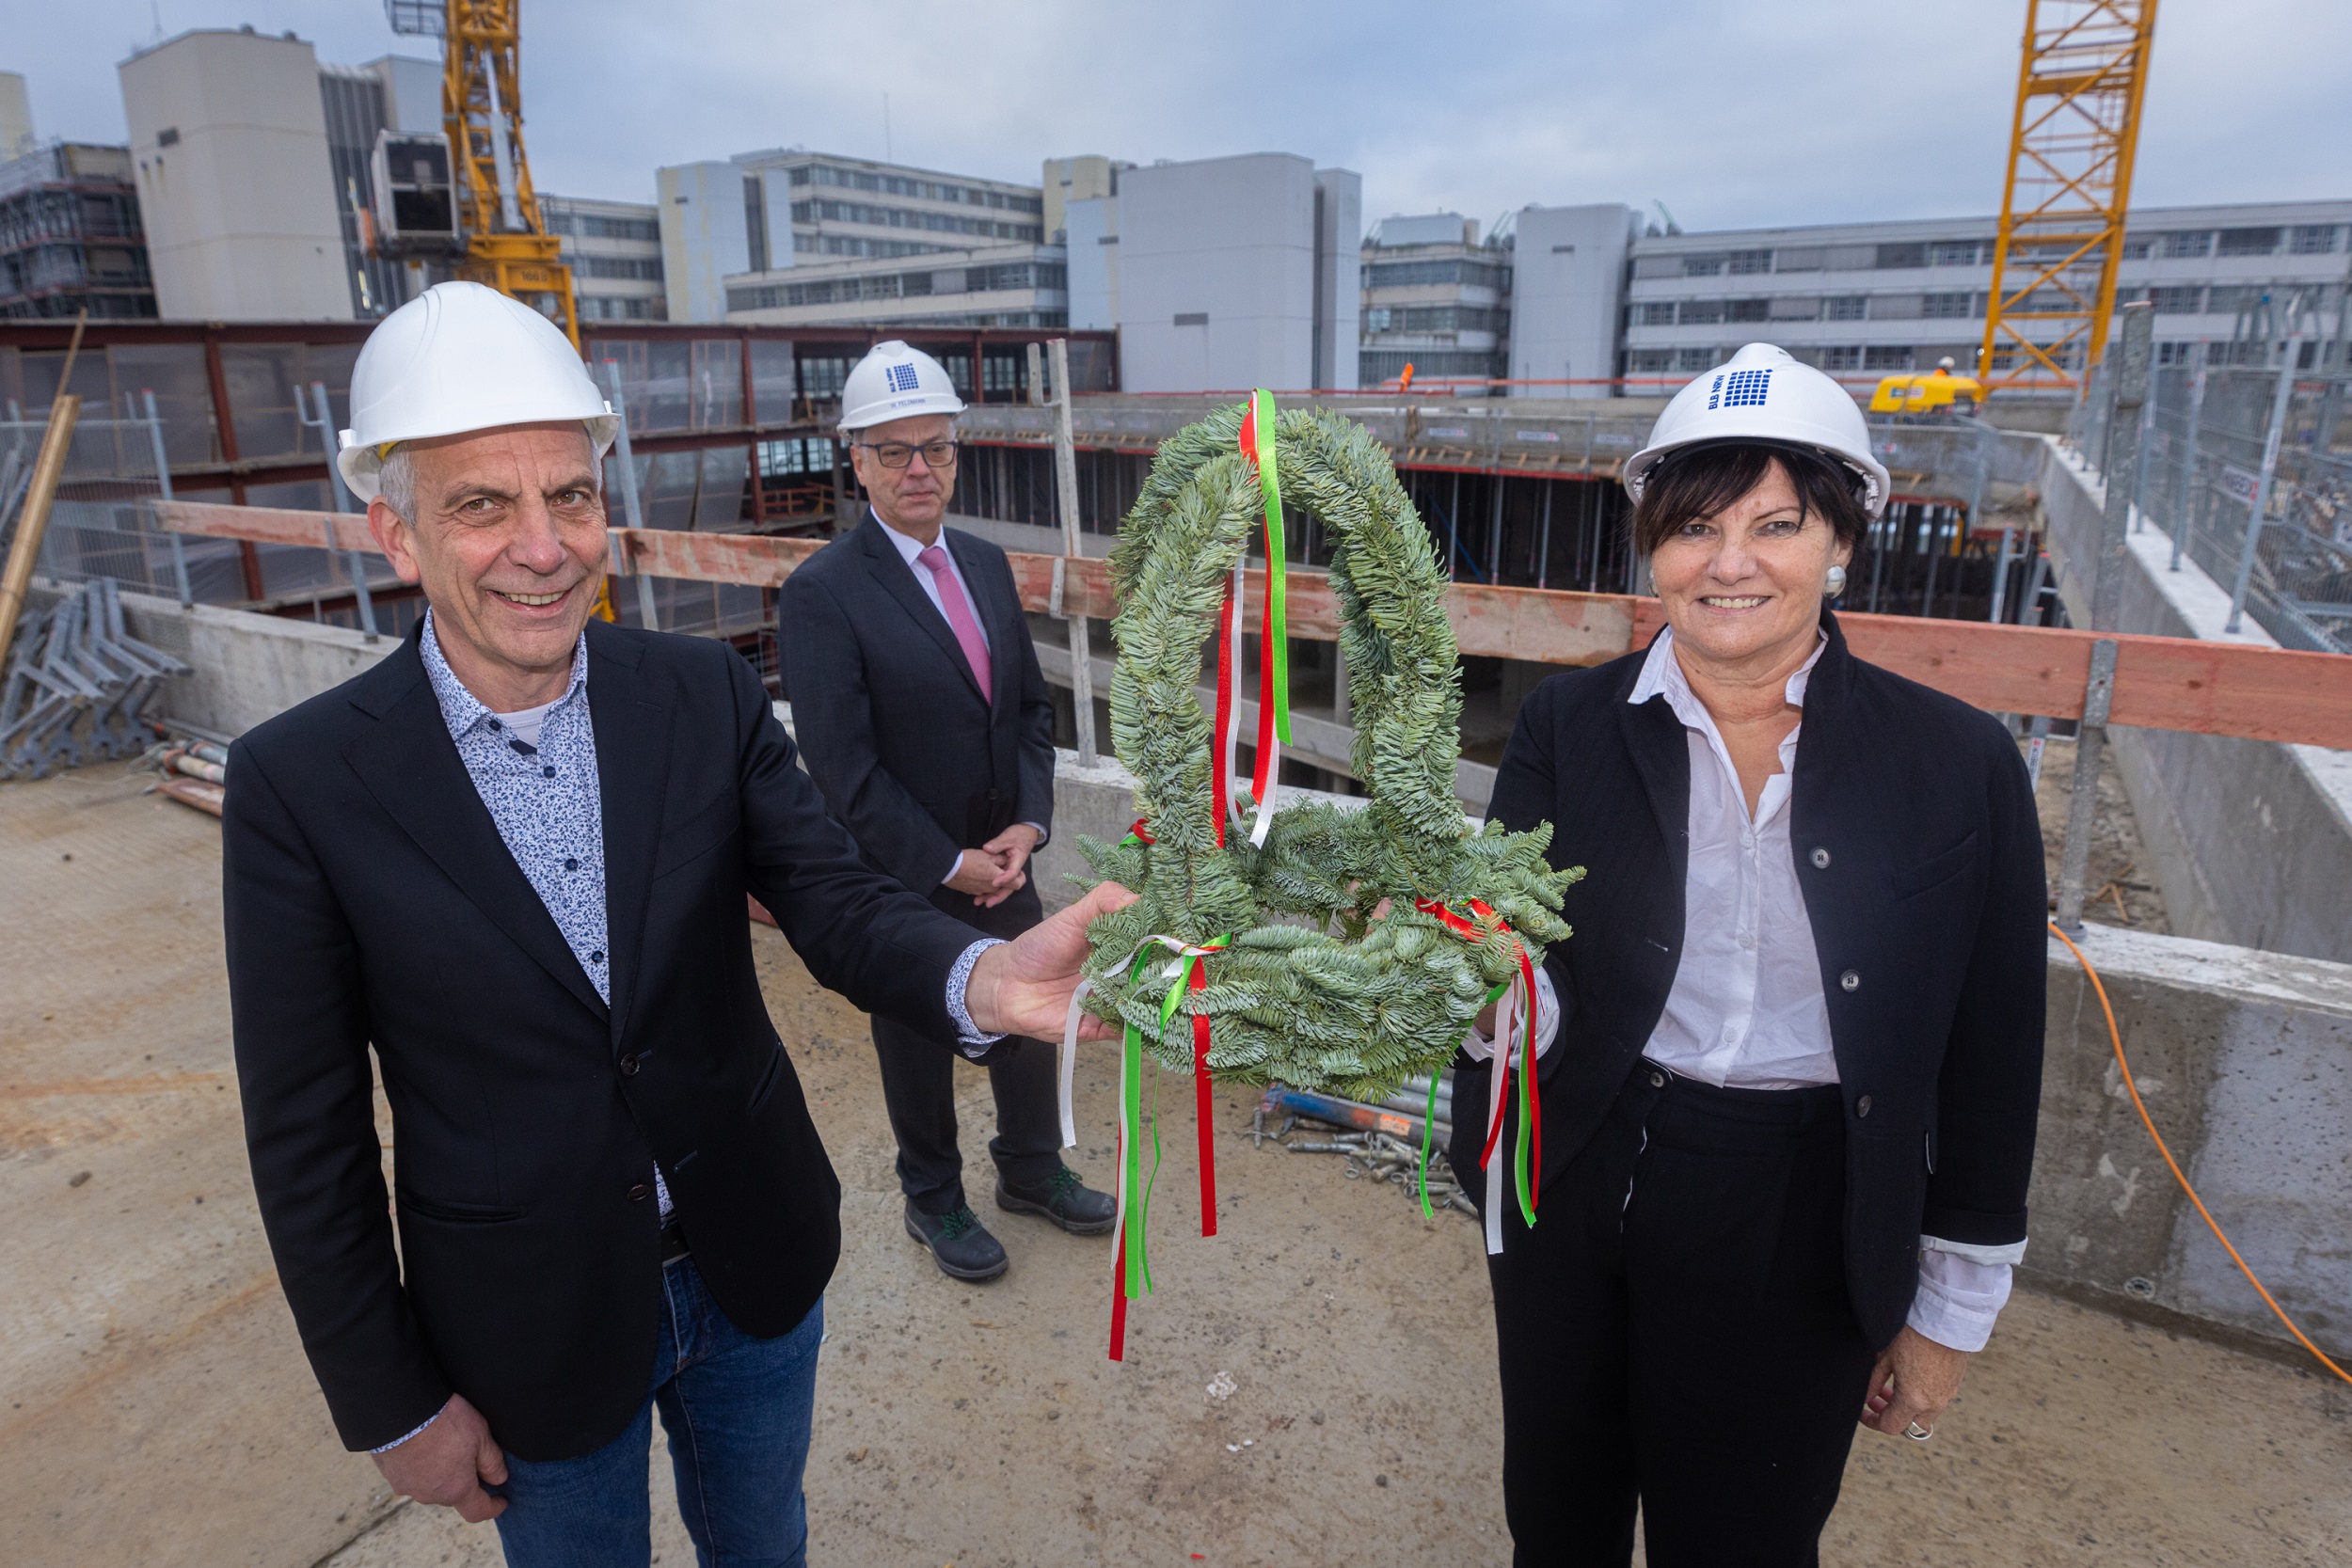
xmin=21 ymin=0 xmax=2349 ymax=236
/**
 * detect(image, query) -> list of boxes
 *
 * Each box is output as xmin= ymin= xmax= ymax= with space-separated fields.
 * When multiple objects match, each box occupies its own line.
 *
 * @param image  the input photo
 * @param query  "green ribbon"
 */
xmin=1250 ymin=388 xmax=1292 ymax=748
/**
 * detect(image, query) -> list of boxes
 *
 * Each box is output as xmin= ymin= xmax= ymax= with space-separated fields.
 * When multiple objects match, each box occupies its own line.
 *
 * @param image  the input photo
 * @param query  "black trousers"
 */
xmin=1486 ymin=1062 xmax=1878 ymax=1568
xmin=872 ymin=879 xmax=1063 ymax=1215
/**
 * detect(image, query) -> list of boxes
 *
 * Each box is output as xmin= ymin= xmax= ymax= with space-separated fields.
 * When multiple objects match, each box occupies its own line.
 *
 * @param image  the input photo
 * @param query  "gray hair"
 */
xmin=376 ymin=447 xmax=416 ymax=525
xmin=372 ymin=437 xmax=604 ymax=524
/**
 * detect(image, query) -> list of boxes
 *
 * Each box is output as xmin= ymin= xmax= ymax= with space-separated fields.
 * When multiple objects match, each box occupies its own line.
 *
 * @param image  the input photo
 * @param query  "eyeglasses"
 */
xmin=854 ymin=439 xmax=959 ymax=469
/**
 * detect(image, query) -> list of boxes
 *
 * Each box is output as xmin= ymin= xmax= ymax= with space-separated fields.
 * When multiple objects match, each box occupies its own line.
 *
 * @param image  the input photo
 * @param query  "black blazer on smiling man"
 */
xmin=1454 ymin=609 xmax=2048 ymax=1350
xmin=776 ymin=512 xmax=1056 ymax=913
xmin=223 ymin=619 xmax=985 ymax=1461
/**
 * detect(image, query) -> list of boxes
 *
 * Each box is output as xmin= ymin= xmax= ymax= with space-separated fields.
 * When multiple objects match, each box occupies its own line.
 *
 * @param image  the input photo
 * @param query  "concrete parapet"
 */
xmin=2034 ymin=441 xmax=2352 ymax=962
xmin=2033 ymin=920 xmax=2352 ymax=1363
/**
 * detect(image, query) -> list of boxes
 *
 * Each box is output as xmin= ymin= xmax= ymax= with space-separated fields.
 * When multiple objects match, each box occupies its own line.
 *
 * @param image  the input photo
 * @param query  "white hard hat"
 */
xmin=837 ymin=341 xmax=964 ymax=431
xmin=1624 ymin=342 xmax=1891 ymax=519
xmin=337 ymin=281 xmax=618 ymax=504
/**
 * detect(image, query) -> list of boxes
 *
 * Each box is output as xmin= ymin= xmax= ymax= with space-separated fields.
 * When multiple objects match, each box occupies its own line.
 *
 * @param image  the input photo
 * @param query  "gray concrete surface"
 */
xmin=2035 ymin=441 xmax=2352 ymax=964
xmin=2033 ymin=918 xmax=2352 ymax=1361
xmin=6 ymin=762 xmax=2350 ymax=1566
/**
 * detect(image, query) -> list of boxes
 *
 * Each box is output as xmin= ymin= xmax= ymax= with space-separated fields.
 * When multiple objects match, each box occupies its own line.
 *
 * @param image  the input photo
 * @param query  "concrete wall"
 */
xmin=2031 ymin=920 xmax=2352 ymax=1362
xmin=119 ymin=29 xmax=352 ymax=322
xmin=2036 ymin=436 xmax=2352 ymax=963
xmin=1312 ymin=168 xmax=1361 ymax=394
xmin=1065 ymin=196 xmax=1118 ymax=331
xmin=658 ymin=161 xmax=755 ymax=324
xmin=1510 ymin=204 xmax=1640 ymax=394
xmin=1116 ymin=153 xmax=1318 ymax=393
xmin=100 ymin=585 xmax=391 ymax=737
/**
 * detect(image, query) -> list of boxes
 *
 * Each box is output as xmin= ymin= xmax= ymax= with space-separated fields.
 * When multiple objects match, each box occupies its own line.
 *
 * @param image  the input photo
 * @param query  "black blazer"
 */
xmin=1455 ymin=610 xmax=2047 ymax=1349
xmin=223 ymin=620 xmax=983 ymax=1461
xmin=776 ymin=514 xmax=1056 ymax=904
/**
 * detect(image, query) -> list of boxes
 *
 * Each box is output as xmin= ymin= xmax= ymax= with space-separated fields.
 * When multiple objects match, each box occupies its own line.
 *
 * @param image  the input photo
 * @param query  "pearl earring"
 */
xmin=1825 ymin=564 xmax=1848 ymax=595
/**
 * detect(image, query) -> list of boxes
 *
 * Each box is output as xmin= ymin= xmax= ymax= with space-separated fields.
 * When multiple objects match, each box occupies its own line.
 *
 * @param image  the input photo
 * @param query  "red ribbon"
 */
xmin=1210 ymin=582 xmax=1237 ymax=848
xmin=1127 ymin=818 xmax=1155 ymax=845
xmin=1191 ymin=959 xmax=1217 ymax=1236
xmin=1417 ymin=896 xmax=1543 ymax=1214
xmin=1108 ymin=1244 xmax=1127 ymax=1361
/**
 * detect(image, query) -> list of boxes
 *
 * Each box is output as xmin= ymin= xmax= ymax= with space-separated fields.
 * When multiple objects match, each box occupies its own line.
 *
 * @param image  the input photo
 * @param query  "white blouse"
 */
xmin=1470 ymin=627 xmax=2021 ymax=1351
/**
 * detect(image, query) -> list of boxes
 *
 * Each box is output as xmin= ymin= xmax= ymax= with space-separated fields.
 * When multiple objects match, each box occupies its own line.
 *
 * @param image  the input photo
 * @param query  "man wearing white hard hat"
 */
xmin=221 ymin=284 xmax=1132 ymax=1565
xmin=1461 ymin=343 xmax=2044 ymax=1562
xmin=778 ymin=341 xmax=1114 ymax=1284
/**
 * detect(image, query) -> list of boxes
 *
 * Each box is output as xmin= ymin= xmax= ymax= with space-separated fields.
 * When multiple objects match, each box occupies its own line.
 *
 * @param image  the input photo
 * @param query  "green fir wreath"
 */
xmin=1071 ymin=401 xmax=1585 ymax=1102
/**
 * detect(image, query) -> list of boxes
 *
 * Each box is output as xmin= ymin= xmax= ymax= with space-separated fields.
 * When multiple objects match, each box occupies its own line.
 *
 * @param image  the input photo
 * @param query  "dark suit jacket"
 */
xmin=777 ymin=513 xmax=1057 ymax=918
xmin=224 ymin=620 xmax=984 ymax=1461
xmin=1454 ymin=610 xmax=2047 ymax=1349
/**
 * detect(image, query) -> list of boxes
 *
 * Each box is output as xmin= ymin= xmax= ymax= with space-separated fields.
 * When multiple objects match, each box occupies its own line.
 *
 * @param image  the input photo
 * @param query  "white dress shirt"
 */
xmin=1472 ymin=626 xmax=2019 ymax=1353
xmin=869 ymin=509 xmax=1047 ymax=885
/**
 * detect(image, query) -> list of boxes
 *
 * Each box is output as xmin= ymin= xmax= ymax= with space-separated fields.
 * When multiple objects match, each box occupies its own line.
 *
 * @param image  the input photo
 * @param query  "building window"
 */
xmin=1362 ymin=258 xmax=1507 ymax=291
xmin=1634 ymin=301 xmax=1677 ymax=325
xmin=1930 ymin=240 xmax=1981 ymax=266
xmin=1769 ymin=297 xmax=1821 ymax=322
xmin=1820 ymin=346 xmax=1863 ymax=371
xmin=1726 ymin=248 xmax=1772 ymax=275
xmin=1863 ymin=345 xmax=1914 ymax=371
xmin=1680 ymin=254 xmax=1725 ymax=277
xmin=1627 ymin=349 xmax=1675 ymax=373
xmin=1676 ymin=347 xmax=1715 ymax=372
xmin=1724 ymin=299 xmax=1769 ymax=323
xmin=1678 ymin=299 xmax=1724 ymax=325
xmin=2291 ymin=224 xmax=2341 ymax=255
xmin=1922 ymin=292 xmax=1975 ymax=319
xmin=1875 ymin=243 xmax=1927 ymax=269
xmin=2215 ymin=227 xmax=2281 ymax=258
xmin=1825 ymin=295 xmax=1867 ymax=322
xmin=2162 ymin=230 xmax=2214 ymax=259
xmin=2155 ymin=341 xmax=2201 ymax=366
xmin=2150 ymin=284 xmax=2202 ymax=314
xmin=1773 ymin=247 xmax=1825 ymax=272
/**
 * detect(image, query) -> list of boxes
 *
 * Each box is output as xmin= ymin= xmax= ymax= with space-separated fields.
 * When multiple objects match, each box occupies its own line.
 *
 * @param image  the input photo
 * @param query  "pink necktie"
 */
xmin=915 ymin=544 xmax=993 ymax=704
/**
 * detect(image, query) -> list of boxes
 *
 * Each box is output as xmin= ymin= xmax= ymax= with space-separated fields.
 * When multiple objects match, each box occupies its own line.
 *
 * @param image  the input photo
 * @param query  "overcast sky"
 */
xmin=18 ymin=1 xmax=2350 ymax=235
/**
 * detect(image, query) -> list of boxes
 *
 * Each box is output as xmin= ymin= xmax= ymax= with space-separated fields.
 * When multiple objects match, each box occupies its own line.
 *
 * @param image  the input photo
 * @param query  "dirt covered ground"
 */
xmin=3 ymin=762 xmax=2347 ymax=1567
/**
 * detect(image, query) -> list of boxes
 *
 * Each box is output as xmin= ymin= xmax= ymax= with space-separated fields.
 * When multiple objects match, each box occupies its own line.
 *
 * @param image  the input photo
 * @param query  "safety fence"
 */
xmin=152 ymin=499 xmax=2352 ymax=752
xmin=2065 ymin=349 xmax=2352 ymax=653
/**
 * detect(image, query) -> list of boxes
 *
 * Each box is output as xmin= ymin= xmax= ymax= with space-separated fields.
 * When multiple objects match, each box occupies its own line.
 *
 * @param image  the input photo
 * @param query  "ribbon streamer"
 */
xmin=1236 ymin=391 xmax=1290 ymax=847
xmin=1417 ymin=897 xmax=1542 ymax=1253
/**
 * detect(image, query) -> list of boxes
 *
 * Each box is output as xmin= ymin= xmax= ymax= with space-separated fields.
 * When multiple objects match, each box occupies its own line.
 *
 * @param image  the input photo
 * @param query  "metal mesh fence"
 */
xmin=2072 ymin=354 xmax=2352 ymax=652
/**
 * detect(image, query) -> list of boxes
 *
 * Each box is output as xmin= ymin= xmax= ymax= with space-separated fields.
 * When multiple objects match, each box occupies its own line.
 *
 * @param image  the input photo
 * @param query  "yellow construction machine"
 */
xmin=1868 ymin=358 xmax=1984 ymax=416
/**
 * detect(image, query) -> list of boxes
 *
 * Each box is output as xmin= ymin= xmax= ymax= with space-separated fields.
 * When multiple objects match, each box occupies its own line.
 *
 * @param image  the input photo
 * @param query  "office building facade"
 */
xmin=543 ymin=194 xmax=665 ymax=322
xmin=0 ymin=142 xmax=154 ymax=319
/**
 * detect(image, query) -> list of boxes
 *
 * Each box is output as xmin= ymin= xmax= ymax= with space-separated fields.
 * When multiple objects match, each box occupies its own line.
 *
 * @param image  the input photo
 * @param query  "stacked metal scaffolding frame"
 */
xmin=0 ymin=577 xmax=187 ymax=778
xmin=1979 ymin=0 xmax=2159 ymax=390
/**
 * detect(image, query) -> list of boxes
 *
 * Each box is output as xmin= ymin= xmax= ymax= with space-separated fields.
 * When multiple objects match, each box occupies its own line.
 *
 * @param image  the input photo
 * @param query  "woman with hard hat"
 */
xmin=1454 ymin=343 xmax=2046 ymax=1565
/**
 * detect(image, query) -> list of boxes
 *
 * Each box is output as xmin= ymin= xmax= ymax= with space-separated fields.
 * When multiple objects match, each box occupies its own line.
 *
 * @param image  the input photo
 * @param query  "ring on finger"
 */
xmin=1903 ymin=1420 xmax=1932 ymax=1442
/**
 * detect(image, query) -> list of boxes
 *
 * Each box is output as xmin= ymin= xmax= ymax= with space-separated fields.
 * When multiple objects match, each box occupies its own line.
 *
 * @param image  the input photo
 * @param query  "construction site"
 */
xmin=4 ymin=1 xmax=2351 ymax=1564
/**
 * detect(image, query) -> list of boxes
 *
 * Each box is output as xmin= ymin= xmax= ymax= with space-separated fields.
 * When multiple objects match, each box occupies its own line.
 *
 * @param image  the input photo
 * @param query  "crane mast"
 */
xmin=386 ymin=0 xmax=579 ymax=343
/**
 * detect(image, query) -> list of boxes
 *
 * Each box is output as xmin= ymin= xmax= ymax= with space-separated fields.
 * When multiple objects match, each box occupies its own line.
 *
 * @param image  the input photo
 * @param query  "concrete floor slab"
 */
xmin=5 ymin=765 xmax=2347 ymax=1566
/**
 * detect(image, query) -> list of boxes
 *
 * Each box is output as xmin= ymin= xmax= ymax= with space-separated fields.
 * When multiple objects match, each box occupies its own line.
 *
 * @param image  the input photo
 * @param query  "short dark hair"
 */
xmin=1630 ymin=442 xmax=1870 ymax=559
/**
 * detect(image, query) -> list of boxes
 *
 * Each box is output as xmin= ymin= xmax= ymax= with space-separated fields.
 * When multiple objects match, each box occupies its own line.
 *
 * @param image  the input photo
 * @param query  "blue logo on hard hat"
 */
xmin=885 ymin=362 xmax=922 ymax=393
xmin=1709 ymin=369 xmax=1771 ymax=410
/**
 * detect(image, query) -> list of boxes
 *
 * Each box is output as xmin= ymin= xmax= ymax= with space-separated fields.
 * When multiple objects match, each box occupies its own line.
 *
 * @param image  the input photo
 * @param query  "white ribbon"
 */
xmin=1057 ymin=934 xmax=1228 ymax=1151
xmin=1484 ymin=972 xmax=1526 ymax=1258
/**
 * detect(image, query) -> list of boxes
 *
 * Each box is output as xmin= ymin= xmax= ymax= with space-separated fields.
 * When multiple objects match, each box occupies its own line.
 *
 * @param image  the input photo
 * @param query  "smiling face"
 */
xmin=847 ymin=412 xmax=957 ymax=540
xmin=1647 ymin=457 xmax=1853 ymax=676
xmin=366 ymin=420 xmax=606 ymax=711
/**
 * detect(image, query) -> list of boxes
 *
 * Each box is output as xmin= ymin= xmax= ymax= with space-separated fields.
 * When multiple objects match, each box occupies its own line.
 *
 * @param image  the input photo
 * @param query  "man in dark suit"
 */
xmin=779 ymin=341 xmax=1114 ymax=1283
xmin=225 ymin=286 xmax=1127 ymax=1565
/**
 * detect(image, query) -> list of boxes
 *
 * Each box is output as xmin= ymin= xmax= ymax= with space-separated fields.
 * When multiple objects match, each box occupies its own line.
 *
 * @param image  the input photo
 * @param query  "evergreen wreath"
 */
xmin=1072 ymin=401 xmax=1585 ymax=1101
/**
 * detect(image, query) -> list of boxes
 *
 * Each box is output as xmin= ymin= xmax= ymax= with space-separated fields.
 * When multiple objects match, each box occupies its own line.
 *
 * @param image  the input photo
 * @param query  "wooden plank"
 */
xmin=156 ymin=499 xmax=374 ymax=553
xmin=158 ymin=503 xmax=2352 ymax=752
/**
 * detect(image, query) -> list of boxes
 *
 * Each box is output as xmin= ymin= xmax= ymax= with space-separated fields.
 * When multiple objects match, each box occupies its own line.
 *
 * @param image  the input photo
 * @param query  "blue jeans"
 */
xmin=490 ymin=1257 xmax=821 ymax=1568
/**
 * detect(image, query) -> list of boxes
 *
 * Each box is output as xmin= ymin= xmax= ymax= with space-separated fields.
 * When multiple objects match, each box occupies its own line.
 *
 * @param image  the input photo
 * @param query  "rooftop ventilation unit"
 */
xmin=371 ymin=130 xmax=461 ymax=258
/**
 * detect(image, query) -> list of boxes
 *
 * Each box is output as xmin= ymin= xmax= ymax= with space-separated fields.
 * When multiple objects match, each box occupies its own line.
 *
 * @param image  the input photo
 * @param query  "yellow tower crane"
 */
xmin=1978 ymin=0 xmax=2159 ymax=391
xmin=385 ymin=0 xmax=579 ymax=345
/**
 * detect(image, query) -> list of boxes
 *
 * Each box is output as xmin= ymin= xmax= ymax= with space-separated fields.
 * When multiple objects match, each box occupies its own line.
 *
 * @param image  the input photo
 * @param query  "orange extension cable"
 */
xmin=2047 ymin=921 xmax=2352 ymax=1387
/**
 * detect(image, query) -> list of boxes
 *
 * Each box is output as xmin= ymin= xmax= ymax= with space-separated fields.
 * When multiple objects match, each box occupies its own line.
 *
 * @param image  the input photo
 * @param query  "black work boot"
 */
xmin=994 ymin=1165 xmax=1117 ymax=1236
xmin=903 ymin=1200 xmax=1009 ymax=1282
